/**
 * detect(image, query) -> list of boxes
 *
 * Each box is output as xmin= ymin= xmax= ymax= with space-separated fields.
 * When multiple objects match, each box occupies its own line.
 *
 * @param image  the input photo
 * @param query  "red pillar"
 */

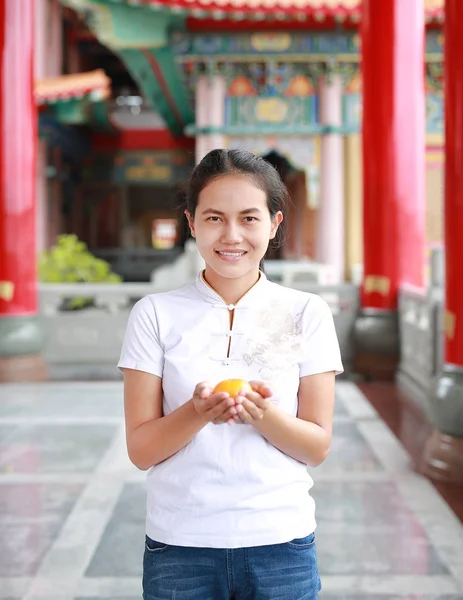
xmin=0 ymin=0 xmax=45 ymax=381
xmin=0 ymin=0 xmax=37 ymax=316
xmin=421 ymin=0 xmax=463 ymax=483
xmin=361 ymin=0 xmax=425 ymax=309
xmin=443 ymin=0 xmax=463 ymax=368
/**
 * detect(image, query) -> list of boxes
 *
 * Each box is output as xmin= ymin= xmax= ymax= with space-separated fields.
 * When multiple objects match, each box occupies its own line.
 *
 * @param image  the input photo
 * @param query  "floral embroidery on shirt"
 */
xmin=242 ymin=302 xmax=304 ymax=382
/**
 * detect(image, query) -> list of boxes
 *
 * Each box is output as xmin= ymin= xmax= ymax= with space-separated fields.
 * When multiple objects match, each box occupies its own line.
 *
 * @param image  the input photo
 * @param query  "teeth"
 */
xmin=218 ymin=252 xmax=245 ymax=256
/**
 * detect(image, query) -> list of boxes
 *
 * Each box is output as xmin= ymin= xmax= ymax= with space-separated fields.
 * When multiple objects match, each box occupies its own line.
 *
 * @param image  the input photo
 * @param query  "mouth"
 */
xmin=215 ymin=250 xmax=247 ymax=262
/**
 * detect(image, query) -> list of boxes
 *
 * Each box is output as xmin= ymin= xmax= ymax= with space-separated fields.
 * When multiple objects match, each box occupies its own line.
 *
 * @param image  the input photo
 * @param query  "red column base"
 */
xmin=0 ymin=355 xmax=48 ymax=383
xmin=353 ymin=309 xmax=400 ymax=381
xmin=421 ymin=429 xmax=463 ymax=485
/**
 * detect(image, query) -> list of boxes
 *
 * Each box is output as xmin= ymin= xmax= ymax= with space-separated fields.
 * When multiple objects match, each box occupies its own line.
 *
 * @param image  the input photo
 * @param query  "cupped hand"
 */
xmin=232 ymin=381 xmax=274 ymax=425
xmin=192 ymin=382 xmax=238 ymax=425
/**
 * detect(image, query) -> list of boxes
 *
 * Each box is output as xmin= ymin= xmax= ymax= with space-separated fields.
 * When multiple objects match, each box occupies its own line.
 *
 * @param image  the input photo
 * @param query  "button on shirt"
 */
xmin=118 ymin=271 xmax=343 ymax=549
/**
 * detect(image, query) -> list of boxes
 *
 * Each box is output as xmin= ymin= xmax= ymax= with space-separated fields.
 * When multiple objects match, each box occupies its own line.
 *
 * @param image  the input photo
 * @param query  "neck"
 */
xmin=203 ymin=267 xmax=261 ymax=305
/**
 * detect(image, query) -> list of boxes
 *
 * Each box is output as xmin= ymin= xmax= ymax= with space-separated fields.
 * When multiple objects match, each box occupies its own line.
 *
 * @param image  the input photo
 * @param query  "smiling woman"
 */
xmin=118 ymin=148 xmax=343 ymax=600
xmin=184 ymin=149 xmax=286 ymax=303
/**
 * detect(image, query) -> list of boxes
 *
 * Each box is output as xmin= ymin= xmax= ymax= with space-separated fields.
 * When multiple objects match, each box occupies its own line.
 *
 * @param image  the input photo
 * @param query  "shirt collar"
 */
xmin=194 ymin=270 xmax=268 ymax=309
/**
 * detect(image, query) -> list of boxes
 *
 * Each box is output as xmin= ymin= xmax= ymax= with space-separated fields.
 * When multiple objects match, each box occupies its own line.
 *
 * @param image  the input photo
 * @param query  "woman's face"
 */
xmin=186 ymin=174 xmax=283 ymax=280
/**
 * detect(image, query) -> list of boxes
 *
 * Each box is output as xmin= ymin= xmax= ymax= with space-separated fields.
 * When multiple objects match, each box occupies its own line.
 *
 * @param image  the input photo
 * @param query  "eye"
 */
xmin=243 ymin=216 xmax=258 ymax=222
xmin=207 ymin=216 xmax=222 ymax=222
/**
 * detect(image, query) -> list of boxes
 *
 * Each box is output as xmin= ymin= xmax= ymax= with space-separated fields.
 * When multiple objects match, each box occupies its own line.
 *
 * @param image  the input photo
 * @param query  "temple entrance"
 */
xmin=68 ymin=148 xmax=194 ymax=281
xmin=71 ymin=182 xmax=186 ymax=282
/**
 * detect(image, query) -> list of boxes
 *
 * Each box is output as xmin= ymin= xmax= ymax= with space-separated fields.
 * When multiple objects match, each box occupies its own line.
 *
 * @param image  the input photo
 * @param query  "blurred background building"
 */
xmin=31 ymin=0 xmax=444 ymax=283
xmin=2 ymin=0 xmax=463 ymax=482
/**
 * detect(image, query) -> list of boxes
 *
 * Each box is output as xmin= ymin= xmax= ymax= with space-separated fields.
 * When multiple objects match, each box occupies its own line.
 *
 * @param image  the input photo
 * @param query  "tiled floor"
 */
xmin=359 ymin=383 xmax=463 ymax=525
xmin=0 ymin=381 xmax=462 ymax=600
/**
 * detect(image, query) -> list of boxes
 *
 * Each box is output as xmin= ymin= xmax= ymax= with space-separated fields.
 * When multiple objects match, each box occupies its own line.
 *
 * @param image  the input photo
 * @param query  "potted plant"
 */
xmin=39 ymin=234 xmax=122 ymax=310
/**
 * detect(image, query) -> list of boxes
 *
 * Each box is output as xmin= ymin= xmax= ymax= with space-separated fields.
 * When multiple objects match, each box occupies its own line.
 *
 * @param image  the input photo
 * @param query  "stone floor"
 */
xmin=0 ymin=381 xmax=462 ymax=600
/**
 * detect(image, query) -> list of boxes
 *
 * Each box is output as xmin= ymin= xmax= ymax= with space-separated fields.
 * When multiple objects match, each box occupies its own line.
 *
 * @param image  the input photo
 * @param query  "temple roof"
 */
xmin=35 ymin=70 xmax=111 ymax=105
xmin=130 ymin=0 xmax=443 ymax=21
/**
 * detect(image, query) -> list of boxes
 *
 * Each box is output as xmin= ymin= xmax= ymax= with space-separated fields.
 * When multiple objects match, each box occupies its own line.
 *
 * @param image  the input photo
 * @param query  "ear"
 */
xmin=269 ymin=211 xmax=283 ymax=240
xmin=185 ymin=210 xmax=196 ymax=238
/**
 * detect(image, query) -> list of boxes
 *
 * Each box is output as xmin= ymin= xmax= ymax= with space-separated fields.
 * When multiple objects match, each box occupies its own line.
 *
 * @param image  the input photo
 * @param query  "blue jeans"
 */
xmin=143 ymin=532 xmax=321 ymax=600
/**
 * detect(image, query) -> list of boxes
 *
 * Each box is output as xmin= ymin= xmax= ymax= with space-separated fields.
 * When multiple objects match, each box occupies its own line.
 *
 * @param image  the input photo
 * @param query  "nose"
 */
xmin=221 ymin=221 xmax=243 ymax=244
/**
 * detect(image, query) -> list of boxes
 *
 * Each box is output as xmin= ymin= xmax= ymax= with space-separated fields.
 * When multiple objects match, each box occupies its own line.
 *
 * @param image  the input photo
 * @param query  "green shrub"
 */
xmin=39 ymin=234 xmax=122 ymax=309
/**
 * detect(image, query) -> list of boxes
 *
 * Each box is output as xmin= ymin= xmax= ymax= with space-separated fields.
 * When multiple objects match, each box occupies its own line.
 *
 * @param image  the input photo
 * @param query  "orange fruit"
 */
xmin=213 ymin=379 xmax=252 ymax=399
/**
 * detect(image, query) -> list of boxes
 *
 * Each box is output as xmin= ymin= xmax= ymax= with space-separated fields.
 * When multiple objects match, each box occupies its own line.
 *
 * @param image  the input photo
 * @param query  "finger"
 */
xmin=241 ymin=399 xmax=265 ymax=421
xmin=204 ymin=392 xmax=231 ymax=411
xmin=208 ymin=397 xmax=235 ymax=421
xmin=235 ymin=403 xmax=254 ymax=424
xmin=237 ymin=391 xmax=270 ymax=411
xmin=194 ymin=382 xmax=212 ymax=399
xmin=199 ymin=391 xmax=230 ymax=412
xmin=248 ymin=381 xmax=273 ymax=398
xmin=194 ymin=393 xmax=228 ymax=418
xmin=214 ymin=414 xmax=234 ymax=426
xmin=249 ymin=391 xmax=271 ymax=409
xmin=212 ymin=404 xmax=237 ymax=425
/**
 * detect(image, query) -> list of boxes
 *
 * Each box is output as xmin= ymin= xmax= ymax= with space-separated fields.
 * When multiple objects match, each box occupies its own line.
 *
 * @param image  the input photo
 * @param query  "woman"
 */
xmin=118 ymin=149 xmax=343 ymax=600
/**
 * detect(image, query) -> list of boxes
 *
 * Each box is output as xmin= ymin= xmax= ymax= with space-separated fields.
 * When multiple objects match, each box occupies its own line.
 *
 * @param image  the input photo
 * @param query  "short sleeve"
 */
xmin=299 ymin=294 xmax=344 ymax=378
xmin=117 ymin=296 xmax=164 ymax=377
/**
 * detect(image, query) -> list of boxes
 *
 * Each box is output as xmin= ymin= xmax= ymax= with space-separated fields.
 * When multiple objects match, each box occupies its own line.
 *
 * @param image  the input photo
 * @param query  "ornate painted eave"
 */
xmin=35 ymin=69 xmax=111 ymax=105
xmin=103 ymin=0 xmax=444 ymax=23
xmin=60 ymin=0 xmax=194 ymax=136
xmin=36 ymin=69 xmax=118 ymax=133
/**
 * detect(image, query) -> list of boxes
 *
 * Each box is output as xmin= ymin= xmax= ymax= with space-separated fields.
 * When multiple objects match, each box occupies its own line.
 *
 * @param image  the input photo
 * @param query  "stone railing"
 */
xmin=39 ymin=282 xmax=164 ymax=380
xmin=265 ymin=260 xmax=340 ymax=286
xmin=305 ymin=283 xmax=360 ymax=371
xmin=397 ymin=282 xmax=444 ymax=414
xmin=38 ymin=279 xmax=359 ymax=380
xmin=38 ymin=273 xmax=444 ymax=389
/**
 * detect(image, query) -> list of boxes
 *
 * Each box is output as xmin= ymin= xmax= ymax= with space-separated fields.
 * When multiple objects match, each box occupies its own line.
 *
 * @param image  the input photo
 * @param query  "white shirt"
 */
xmin=118 ymin=271 xmax=343 ymax=549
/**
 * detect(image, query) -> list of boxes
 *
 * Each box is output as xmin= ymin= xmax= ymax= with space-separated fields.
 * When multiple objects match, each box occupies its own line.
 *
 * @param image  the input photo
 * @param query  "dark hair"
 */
xmin=185 ymin=149 xmax=289 ymax=270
